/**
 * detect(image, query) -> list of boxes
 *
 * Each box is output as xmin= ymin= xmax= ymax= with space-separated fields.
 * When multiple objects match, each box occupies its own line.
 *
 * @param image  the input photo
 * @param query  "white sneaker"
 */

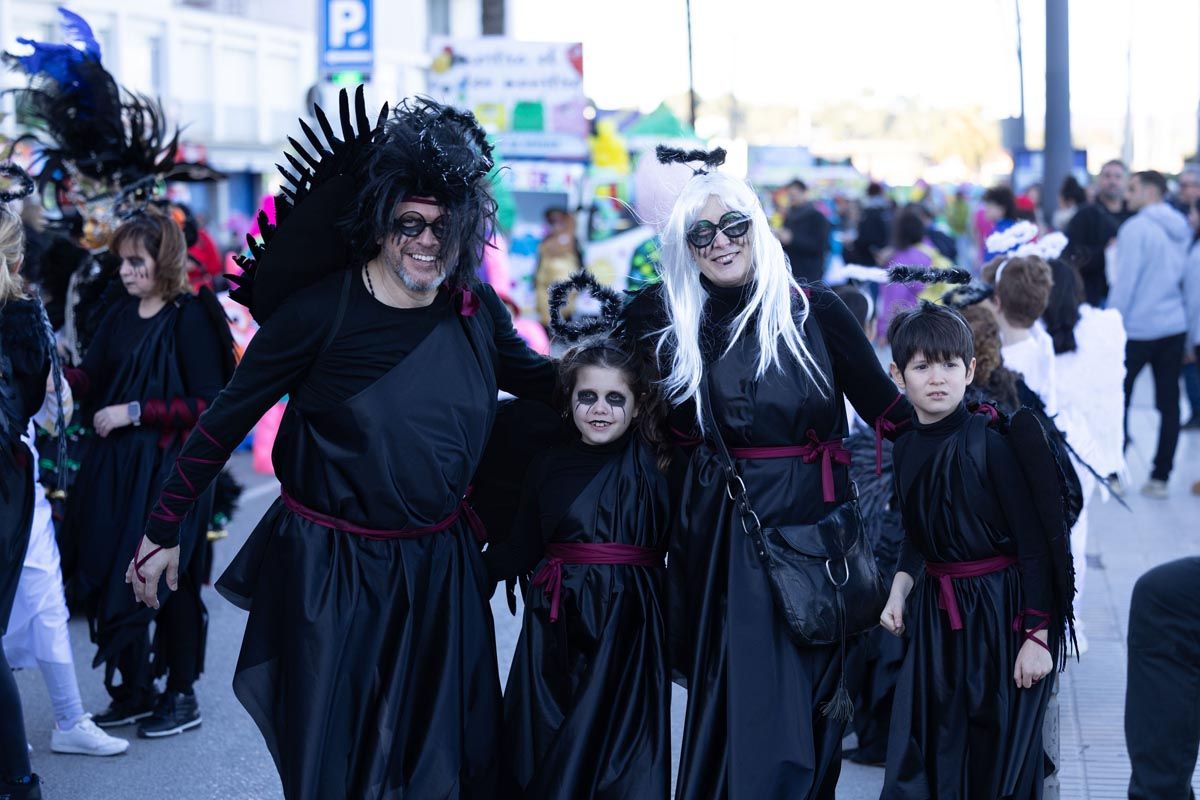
xmin=51 ymin=714 xmax=130 ymax=756
xmin=1140 ymin=479 xmax=1169 ymax=499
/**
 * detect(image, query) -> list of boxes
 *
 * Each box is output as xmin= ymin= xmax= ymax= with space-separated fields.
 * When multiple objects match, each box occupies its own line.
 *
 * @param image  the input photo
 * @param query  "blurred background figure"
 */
xmin=775 ymin=178 xmax=831 ymax=284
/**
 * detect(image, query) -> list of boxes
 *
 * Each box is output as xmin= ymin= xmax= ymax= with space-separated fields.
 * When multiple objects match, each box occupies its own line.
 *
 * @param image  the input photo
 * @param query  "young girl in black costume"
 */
xmin=485 ymin=326 xmax=672 ymax=800
xmin=879 ymin=302 xmax=1066 ymax=799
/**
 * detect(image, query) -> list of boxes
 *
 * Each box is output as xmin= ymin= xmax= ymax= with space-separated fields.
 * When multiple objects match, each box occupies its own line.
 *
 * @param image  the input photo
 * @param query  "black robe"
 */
xmin=491 ymin=433 xmax=671 ymax=799
xmin=883 ymin=404 xmax=1056 ymax=799
xmin=1 ymin=298 xmax=50 ymax=633
xmin=145 ymin=271 xmax=556 ymax=799
xmin=63 ymin=294 xmax=225 ymax=689
xmin=622 ymin=282 xmax=910 ymax=799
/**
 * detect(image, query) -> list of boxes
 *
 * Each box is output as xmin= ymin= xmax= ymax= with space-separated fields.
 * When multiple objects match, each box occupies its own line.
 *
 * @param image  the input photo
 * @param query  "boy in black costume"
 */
xmin=880 ymin=302 xmax=1065 ymax=799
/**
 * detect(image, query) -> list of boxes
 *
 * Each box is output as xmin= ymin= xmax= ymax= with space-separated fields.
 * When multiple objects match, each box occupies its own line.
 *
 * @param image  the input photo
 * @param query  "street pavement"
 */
xmin=17 ymin=372 xmax=1199 ymax=798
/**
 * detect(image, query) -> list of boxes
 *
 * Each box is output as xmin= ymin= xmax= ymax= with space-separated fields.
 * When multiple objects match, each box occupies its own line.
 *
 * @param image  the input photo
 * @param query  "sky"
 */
xmin=511 ymin=0 xmax=1200 ymax=165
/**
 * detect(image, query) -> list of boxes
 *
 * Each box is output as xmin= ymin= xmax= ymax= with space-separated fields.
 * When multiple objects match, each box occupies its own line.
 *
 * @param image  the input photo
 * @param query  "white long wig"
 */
xmin=655 ymin=172 xmax=828 ymax=426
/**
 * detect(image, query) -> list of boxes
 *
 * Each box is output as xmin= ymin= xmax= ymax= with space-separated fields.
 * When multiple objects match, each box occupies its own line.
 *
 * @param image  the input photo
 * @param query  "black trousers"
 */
xmin=1123 ymin=333 xmax=1186 ymax=481
xmin=1125 ymin=557 xmax=1200 ymax=799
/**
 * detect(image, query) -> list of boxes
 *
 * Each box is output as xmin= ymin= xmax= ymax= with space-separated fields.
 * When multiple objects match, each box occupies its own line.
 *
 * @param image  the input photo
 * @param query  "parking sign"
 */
xmin=319 ymin=0 xmax=373 ymax=78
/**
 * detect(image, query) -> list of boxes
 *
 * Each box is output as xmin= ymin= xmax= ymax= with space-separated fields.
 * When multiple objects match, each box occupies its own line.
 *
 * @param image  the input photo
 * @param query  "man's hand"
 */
xmin=1013 ymin=634 xmax=1053 ymax=689
xmin=125 ymin=535 xmax=180 ymax=610
xmin=94 ymin=404 xmax=132 ymax=437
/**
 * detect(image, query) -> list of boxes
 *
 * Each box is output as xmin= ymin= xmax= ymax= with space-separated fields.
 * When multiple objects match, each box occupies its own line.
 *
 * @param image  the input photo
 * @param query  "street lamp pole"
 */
xmin=685 ymin=0 xmax=697 ymax=130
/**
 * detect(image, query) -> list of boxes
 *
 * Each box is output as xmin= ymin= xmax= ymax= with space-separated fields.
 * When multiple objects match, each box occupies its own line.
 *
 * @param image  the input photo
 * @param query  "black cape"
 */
xmin=216 ymin=289 xmax=502 ymax=799
xmin=502 ymin=435 xmax=671 ymax=799
xmin=883 ymin=408 xmax=1055 ymax=799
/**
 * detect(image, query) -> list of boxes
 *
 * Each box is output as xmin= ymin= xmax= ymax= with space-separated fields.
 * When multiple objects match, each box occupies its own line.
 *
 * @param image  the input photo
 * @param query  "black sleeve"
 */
xmin=889 ymin=435 xmax=925 ymax=579
xmin=143 ymin=282 xmax=334 ymax=547
xmin=174 ymin=299 xmax=229 ymax=405
xmin=807 ymin=286 xmax=912 ymax=435
xmin=478 ymin=283 xmax=557 ymax=404
xmin=984 ymin=430 xmax=1053 ymax=616
xmin=1063 ymin=205 xmax=1115 ymax=278
xmin=788 ymin=208 xmax=831 ymax=257
xmin=77 ymin=300 xmax=124 ymax=408
xmin=483 ymin=455 xmax=549 ymax=585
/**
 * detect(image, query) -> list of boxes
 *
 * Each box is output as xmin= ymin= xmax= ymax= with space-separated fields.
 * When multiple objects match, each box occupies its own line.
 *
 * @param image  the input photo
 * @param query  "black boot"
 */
xmin=137 ymin=690 xmax=201 ymax=738
xmin=0 ymin=773 xmax=43 ymax=800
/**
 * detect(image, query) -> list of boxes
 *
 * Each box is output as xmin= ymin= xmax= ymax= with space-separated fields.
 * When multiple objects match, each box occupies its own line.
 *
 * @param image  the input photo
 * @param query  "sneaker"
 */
xmin=51 ymin=714 xmax=130 ymax=756
xmin=1141 ymin=479 xmax=1169 ymax=499
xmin=137 ymin=691 xmax=201 ymax=738
xmin=93 ymin=695 xmax=156 ymax=728
xmin=0 ymin=773 xmax=43 ymax=800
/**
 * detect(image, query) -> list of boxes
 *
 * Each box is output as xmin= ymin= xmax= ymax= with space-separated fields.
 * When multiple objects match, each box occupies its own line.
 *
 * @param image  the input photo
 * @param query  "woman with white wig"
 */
xmin=622 ymin=149 xmax=912 ymax=799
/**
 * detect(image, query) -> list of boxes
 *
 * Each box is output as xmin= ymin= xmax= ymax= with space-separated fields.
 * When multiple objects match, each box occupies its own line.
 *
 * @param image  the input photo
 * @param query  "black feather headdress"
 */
xmin=227 ymin=86 xmax=388 ymax=322
xmin=342 ymin=97 xmax=497 ymax=289
xmin=548 ymin=270 xmax=625 ymax=343
xmin=655 ymin=145 xmax=727 ymax=175
xmin=0 ymin=163 xmax=35 ymax=203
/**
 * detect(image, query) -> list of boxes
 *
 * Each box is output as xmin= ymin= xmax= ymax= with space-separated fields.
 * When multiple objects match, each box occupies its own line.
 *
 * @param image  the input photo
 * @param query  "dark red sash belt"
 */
xmin=531 ymin=543 xmax=664 ymax=622
xmin=281 ymin=488 xmax=487 ymax=543
xmin=925 ymin=555 xmax=1018 ymax=630
xmin=728 ymin=429 xmax=850 ymax=503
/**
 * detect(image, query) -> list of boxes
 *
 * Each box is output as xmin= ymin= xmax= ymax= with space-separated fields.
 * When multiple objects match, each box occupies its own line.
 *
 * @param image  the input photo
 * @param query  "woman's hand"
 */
xmin=1014 ymin=633 xmax=1053 ymax=689
xmin=125 ymin=535 xmax=180 ymax=610
xmin=880 ymin=572 xmax=914 ymax=636
xmin=93 ymin=404 xmax=132 ymax=437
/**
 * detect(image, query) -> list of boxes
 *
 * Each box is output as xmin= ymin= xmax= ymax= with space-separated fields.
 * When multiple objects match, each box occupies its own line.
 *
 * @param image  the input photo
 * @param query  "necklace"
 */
xmin=364 ymin=263 xmax=376 ymax=298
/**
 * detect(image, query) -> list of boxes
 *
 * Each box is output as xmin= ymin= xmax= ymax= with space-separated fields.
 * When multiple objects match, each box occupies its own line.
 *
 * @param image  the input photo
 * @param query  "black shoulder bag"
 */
xmin=701 ymin=373 xmax=888 ymax=719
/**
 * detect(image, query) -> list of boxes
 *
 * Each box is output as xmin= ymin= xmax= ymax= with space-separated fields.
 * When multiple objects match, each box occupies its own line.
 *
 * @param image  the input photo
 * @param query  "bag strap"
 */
xmin=700 ymin=372 xmax=768 ymax=555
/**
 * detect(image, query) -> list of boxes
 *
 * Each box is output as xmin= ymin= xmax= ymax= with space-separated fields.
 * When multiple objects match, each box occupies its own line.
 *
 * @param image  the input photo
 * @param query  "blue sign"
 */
xmin=320 ymin=0 xmax=373 ymax=76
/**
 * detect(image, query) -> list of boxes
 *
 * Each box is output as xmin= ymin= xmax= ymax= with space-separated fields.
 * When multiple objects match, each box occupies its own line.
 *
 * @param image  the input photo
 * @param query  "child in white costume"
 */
xmin=4 ymin=384 xmax=127 ymax=757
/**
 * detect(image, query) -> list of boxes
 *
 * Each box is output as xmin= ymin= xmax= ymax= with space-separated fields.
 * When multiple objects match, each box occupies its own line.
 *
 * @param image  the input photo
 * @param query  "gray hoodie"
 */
xmin=1110 ymin=201 xmax=1191 ymax=340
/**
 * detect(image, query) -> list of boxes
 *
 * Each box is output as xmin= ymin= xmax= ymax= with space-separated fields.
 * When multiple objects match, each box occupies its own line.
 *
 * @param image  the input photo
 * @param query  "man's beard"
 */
xmin=384 ymin=249 xmax=446 ymax=294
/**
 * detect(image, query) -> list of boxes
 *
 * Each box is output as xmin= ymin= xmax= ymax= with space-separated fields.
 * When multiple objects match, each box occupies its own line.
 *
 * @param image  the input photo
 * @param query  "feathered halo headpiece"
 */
xmin=547 ymin=270 xmax=625 ymax=344
xmin=3 ymin=8 xmax=197 ymax=246
xmin=0 ymin=163 xmax=35 ymax=204
xmin=655 ymin=145 xmax=727 ymax=176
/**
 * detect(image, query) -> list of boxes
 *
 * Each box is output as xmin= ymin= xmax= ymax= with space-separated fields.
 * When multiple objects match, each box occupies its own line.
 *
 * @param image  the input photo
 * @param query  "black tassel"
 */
xmin=821 ymin=589 xmax=855 ymax=721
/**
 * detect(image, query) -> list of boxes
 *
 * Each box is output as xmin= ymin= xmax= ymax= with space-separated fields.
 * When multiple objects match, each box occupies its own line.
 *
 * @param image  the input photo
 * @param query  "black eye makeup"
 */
xmin=686 ymin=211 xmax=752 ymax=248
xmin=605 ymin=392 xmax=627 ymax=408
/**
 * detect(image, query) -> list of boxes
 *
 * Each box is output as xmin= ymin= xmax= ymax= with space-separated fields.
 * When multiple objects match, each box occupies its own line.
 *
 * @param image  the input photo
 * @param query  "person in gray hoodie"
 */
xmin=1111 ymin=170 xmax=1192 ymax=497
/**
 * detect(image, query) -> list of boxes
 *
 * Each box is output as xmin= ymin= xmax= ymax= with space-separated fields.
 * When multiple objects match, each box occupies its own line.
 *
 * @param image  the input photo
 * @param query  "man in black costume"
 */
xmin=130 ymin=92 xmax=555 ymax=798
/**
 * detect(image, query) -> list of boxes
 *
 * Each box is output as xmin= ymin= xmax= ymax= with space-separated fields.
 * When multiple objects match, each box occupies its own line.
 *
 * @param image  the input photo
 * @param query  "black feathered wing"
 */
xmin=227 ymin=86 xmax=388 ymax=323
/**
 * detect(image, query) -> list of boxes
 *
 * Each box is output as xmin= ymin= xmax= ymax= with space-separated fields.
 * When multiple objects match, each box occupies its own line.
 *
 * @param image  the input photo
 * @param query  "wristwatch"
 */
xmin=128 ymin=401 xmax=142 ymax=427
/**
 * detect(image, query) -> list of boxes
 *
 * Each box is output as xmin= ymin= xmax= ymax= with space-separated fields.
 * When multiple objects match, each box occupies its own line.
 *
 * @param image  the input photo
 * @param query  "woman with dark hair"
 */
xmin=1055 ymin=175 xmax=1087 ymax=231
xmin=61 ymin=209 xmax=234 ymax=738
xmin=981 ymin=186 xmax=1019 ymax=261
xmin=486 ymin=335 xmax=672 ymax=799
xmin=621 ymin=154 xmax=911 ymax=799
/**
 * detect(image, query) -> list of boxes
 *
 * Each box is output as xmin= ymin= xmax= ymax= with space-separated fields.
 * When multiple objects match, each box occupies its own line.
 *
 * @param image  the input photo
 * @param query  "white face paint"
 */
xmin=571 ymin=365 xmax=639 ymax=446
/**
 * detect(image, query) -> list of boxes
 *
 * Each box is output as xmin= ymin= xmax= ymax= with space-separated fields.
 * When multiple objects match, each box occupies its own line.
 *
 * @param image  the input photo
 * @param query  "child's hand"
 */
xmin=880 ymin=594 xmax=906 ymax=636
xmin=1013 ymin=638 xmax=1053 ymax=689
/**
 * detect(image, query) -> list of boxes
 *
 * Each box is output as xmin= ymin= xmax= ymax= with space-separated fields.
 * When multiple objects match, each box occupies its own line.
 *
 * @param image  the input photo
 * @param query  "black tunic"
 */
xmin=62 ymin=294 xmax=227 ymax=678
xmin=0 ymin=298 xmax=50 ymax=633
xmin=488 ymin=432 xmax=671 ymax=800
xmin=622 ymin=281 xmax=911 ymax=799
xmin=145 ymin=269 xmax=556 ymax=800
xmin=883 ymin=404 xmax=1055 ymax=799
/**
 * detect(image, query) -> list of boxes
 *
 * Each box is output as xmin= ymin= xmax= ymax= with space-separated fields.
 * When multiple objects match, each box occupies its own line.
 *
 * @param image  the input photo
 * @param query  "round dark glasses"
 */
xmin=686 ymin=211 xmax=752 ymax=248
xmin=391 ymin=211 xmax=448 ymax=240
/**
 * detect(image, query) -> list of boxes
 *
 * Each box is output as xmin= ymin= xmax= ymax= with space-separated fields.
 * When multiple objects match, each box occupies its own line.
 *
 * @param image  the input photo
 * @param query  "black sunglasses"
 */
xmin=391 ymin=211 xmax=448 ymax=241
xmin=686 ymin=211 xmax=752 ymax=248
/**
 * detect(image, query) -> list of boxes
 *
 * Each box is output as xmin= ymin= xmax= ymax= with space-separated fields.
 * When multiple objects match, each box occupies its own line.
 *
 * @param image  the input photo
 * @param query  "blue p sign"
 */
xmin=321 ymin=0 xmax=373 ymax=73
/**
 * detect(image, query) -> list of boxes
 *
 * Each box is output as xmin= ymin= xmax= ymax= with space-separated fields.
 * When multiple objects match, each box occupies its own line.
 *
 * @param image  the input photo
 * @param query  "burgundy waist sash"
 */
xmin=727 ymin=429 xmax=850 ymax=503
xmin=924 ymin=555 xmax=1018 ymax=630
xmin=531 ymin=543 xmax=664 ymax=622
xmin=281 ymin=488 xmax=487 ymax=543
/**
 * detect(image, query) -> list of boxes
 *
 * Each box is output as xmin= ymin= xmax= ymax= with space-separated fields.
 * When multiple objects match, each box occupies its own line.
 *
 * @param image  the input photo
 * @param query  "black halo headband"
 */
xmin=656 ymin=145 xmax=727 ymax=176
xmin=548 ymin=270 xmax=625 ymax=343
xmin=0 ymin=163 xmax=36 ymax=203
xmin=887 ymin=264 xmax=972 ymax=285
xmin=940 ymin=281 xmax=995 ymax=309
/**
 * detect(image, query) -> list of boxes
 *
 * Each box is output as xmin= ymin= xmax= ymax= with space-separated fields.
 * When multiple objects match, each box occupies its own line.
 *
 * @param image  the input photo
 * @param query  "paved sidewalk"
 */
xmin=1057 ymin=382 xmax=1200 ymax=799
